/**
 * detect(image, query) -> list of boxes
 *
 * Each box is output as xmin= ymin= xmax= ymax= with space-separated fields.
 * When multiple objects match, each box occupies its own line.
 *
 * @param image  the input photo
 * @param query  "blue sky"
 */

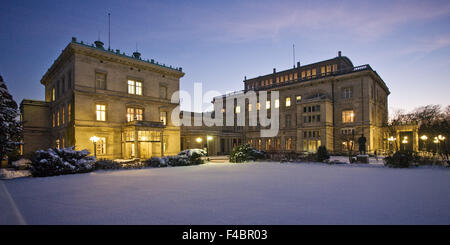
xmin=1 ymin=0 xmax=449 ymax=114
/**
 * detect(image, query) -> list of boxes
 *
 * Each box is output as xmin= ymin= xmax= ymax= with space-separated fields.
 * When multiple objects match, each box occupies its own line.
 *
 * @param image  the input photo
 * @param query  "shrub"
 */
xmin=384 ymin=151 xmax=413 ymax=168
xmin=317 ymin=146 xmax=330 ymax=162
xmin=94 ymin=160 xmax=122 ymax=170
xmin=30 ymin=147 xmax=95 ymax=177
xmin=229 ymin=144 xmax=266 ymax=163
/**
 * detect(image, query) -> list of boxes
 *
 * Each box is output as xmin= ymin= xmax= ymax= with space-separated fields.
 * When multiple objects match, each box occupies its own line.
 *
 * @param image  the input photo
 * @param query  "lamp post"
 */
xmin=420 ymin=135 xmax=428 ymax=153
xmin=401 ymin=136 xmax=408 ymax=151
xmin=433 ymin=136 xmax=439 ymax=154
xmin=206 ymin=135 xmax=213 ymax=156
xmin=90 ymin=136 xmax=100 ymax=158
xmin=438 ymin=135 xmax=446 ymax=156
xmin=387 ymin=136 xmax=396 ymax=153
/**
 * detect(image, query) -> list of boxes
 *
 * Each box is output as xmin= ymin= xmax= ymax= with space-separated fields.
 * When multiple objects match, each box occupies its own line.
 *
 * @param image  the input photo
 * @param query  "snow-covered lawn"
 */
xmin=1 ymin=161 xmax=449 ymax=225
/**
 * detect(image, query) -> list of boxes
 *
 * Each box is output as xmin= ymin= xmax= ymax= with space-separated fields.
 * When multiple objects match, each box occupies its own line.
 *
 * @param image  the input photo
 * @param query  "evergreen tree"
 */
xmin=0 ymin=75 xmax=22 ymax=161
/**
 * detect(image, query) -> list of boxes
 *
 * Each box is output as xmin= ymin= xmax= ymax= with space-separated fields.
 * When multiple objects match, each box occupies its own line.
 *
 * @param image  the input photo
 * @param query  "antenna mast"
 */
xmin=108 ymin=12 xmax=111 ymax=49
xmin=293 ymin=44 xmax=295 ymax=68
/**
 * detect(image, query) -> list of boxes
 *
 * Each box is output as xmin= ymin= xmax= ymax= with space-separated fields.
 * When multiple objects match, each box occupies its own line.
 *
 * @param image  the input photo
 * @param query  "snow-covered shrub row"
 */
xmin=30 ymin=147 xmax=95 ymax=177
xmin=384 ymin=151 xmax=412 ymax=168
xmin=144 ymin=152 xmax=205 ymax=167
xmin=229 ymin=144 xmax=267 ymax=163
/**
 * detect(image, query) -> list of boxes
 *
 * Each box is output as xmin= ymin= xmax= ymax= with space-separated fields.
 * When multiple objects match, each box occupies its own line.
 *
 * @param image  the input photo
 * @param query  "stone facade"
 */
xmin=21 ymin=38 xmax=184 ymax=159
xmin=180 ymin=53 xmax=400 ymax=155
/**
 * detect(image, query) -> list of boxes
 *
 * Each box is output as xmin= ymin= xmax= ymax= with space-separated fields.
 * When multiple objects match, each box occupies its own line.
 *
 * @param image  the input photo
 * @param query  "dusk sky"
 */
xmin=1 ymin=0 xmax=449 ymax=114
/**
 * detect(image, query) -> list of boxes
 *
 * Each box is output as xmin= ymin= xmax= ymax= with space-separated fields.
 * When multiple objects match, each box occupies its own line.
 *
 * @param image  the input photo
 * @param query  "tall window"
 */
xmin=266 ymin=101 xmax=271 ymax=109
xmin=235 ymin=105 xmax=241 ymax=113
xmin=326 ymin=65 xmax=331 ymax=73
xmin=312 ymin=68 xmax=316 ymax=77
xmin=342 ymin=87 xmax=352 ymax=98
xmin=285 ymin=114 xmax=291 ymax=128
xmin=62 ymin=106 xmax=65 ymax=125
xmin=342 ymin=110 xmax=355 ymax=123
xmin=52 ymin=88 xmax=55 ymax=101
xmin=301 ymin=71 xmax=305 ymax=79
xmin=57 ymin=110 xmax=60 ymax=127
xmin=332 ymin=64 xmax=338 ymax=72
xmin=285 ymin=97 xmax=291 ymax=107
xmin=127 ymin=108 xmax=143 ymax=122
xmin=321 ymin=66 xmax=325 ymax=75
xmin=68 ymin=103 xmax=71 ymax=122
xmin=160 ymin=85 xmax=167 ymax=99
xmin=256 ymin=102 xmax=260 ymax=111
xmin=95 ymin=72 xmax=106 ymax=89
xmin=286 ymin=137 xmax=293 ymax=150
xmin=274 ymin=99 xmax=279 ymax=108
xmin=96 ymin=104 xmax=106 ymax=121
xmin=160 ymin=111 xmax=167 ymax=125
xmin=96 ymin=137 xmax=106 ymax=155
xmin=296 ymin=95 xmax=302 ymax=103
xmin=306 ymin=69 xmax=311 ymax=77
xmin=294 ymin=73 xmax=298 ymax=80
xmin=248 ymin=103 xmax=252 ymax=111
xmin=52 ymin=112 xmax=55 ymax=127
xmin=128 ymin=80 xmax=142 ymax=95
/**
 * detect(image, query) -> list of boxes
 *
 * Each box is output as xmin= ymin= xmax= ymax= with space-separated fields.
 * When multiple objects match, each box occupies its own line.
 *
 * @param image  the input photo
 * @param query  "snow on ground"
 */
xmin=0 ymin=169 xmax=31 ymax=180
xmin=1 ymin=161 xmax=449 ymax=225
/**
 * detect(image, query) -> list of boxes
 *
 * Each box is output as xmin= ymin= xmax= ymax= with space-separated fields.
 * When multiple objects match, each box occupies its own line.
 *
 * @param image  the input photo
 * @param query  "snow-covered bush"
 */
xmin=12 ymin=158 xmax=31 ymax=170
xmin=94 ymin=160 xmax=122 ymax=170
xmin=30 ymin=147 xmax=95 ymax=177
xmin=178 ymin=149 xmax=206 ymax=157
xmin=144 ymin=153 xmax=204 ymax=167
xmin=384 ymin=151 xmax=413 ymax=168
xmin=229 ymin=144 xmax=266 ymax=163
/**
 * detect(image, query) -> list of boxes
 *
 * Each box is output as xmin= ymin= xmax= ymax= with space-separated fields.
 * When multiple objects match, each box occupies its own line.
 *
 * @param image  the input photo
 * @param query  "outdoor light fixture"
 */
xmin=402 ymin=136 xmax=408 ymax=144
xmin=420 ymin=135 xmax=428 ymax=141
xmin=196 ymin=137 xmax=202 ymax=143
xmin=207 ymin=136 xmax=213 ymax=141
xmin=206 ymin=135 xmax=213 ymax=156
xmin=388 ymin=136 xmax=396 ymax=142
xmin=90 ymin=136 xmax=100 ymax=158
xmin=434 ymin=137 xmax=439 ymax=144
xmin=438 ymin=135 xmax=445 ymax=141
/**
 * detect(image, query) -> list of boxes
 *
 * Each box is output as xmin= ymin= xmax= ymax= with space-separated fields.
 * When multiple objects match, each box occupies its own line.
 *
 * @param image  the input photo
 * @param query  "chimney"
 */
xmin=116 ymin=49 xmax=120 ymax=54
xmin=297 ymin=61 xmax=300 ymax=68
xmin=338 ymin=51 xmax=342 ymax=57
xmin=273 ymin=68 xmax=276 ymax=73
xmin=94 ymin=40 xmax=104 ymax=49
xmin=133 ymin=51 xmax=141 ymax=59
xmin=244 ymin=76 xmax=247 ymax=81
xmin=72 ymin=37 xmax=77 ymax=42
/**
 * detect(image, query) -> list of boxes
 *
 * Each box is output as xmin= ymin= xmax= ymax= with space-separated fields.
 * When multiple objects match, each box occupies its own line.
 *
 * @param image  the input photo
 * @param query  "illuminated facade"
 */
xmin=21 ymin=38 xmax=184 ymax=159
xmin=181 ymin=52 xmax=399 ymax=155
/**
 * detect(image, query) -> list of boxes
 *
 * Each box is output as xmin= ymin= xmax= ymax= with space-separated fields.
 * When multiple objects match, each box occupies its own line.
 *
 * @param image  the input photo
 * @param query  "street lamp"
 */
xmin=206 ymin=135 xmax=213 ymax=156
xmin=420 ymin=135 xmax=428 ymax=152
xmin=387 ymin=136 xmax=396 ymax=152
xmin=90 ymin=136 xmax=100 ymax=158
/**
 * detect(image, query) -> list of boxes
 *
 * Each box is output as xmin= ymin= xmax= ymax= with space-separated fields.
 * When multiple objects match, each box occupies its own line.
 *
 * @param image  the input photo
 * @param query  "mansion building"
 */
xmin=20 ymin=38 xmax=417 ymax=159
xmin=20 ymin=38 xmax=184 ymax=159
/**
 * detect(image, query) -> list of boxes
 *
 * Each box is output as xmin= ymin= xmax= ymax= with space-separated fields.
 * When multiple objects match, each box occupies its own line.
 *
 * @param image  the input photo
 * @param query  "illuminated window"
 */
xmin=321 ymin=66 xmax=325 ymax=75
xmin=128 ymin=80 xmax=135 ymax=94
xmin=96 ymin=137 xmax=106 ymax=155
xmin=248 ymin=103 xmax=252 ymax=111
xmin=275 ymin=99 xmax=279 ymax=108
xmin=270 ymin=78 xmax=273 ymax=84
xmin=95 ymin=72 xmax=106 ymax=89
xmin=68 ymin=103 xmax=71 ymax=122
xmin=289 ymin=74 xmax=293 ymax=80
xmin=285 ymin=97 xmax=291 ymax=107
xmin=135 ymin=81 xmax=142 ymax=95
xmin=266 ymin=101 xmax=270 ymax=109
xmin=296 ymin=95 xmax=302 ymax=103
xmin=235 ymin=105 xmax=241 ymax=113
xmin=276 ymin=77 xmax=280 ymax=83
xmin=306 ymin=69 xmax=311 ymax=77
xmin=96 ymin=104 xmax=106 ymax=121
xmin=127 ymin=108 xmax=143 ymax=122
xmin=257 ymin=102 xmax=260 ymax=110
xmin=52 ymin=88 xmax=55 ymax=101
xmin=301 ymin=71 xmax=305 ymax=79
xmin=52 ymin=112 xmax=55 ymax=127
xmin=332 ymin=64 xmax=337 ymax=72
xmin=160 ymin=111 xmax=167 ymax=125
xmin=326 ymin=65 xmax=331 ymax=73
xmin=56 ymin=139 xmax=60 ymax=149
xmin=128 ymin=80 xmax=142 ymax=95
xmin=285 ymin=75 xmax=288 ymax=81
xmin=286 ymin=137 xmax=293 ymax=150
xmin=294 ymin=73 xmax=298 ymax=80
xmin=57 ymin=110 xmax=60 ymax=127
xmin=280 ymin=76 xmax=284 ymax=82
xmin=342 ymin=110 xmax=355 ymax=123
xmin=312 ymin=68 xmax=316 ymax=77
xmin=62 ymin=106 xmax=65 ymax=125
